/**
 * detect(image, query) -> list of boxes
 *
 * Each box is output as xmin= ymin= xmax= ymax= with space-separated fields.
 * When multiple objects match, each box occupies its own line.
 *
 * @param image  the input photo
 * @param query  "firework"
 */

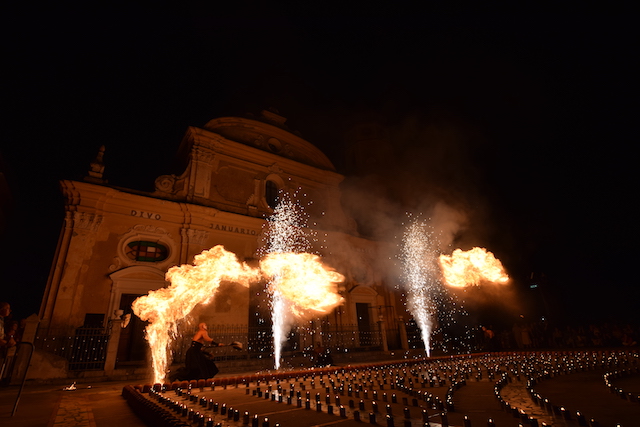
xmin=400 ymin=215 xmax=443 ymax=357
xmin=260 ymin=189 xmax=344 ymax=369
xmin=131 ymin=188 xmax=344 ymax=381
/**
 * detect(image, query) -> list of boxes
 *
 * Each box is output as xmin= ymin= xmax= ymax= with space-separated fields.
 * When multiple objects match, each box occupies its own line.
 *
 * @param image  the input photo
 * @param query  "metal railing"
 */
xmin=33 ymin=321 xmax=397 ymax=370
xmin=34 ymin=325 xmax=112 ymax=371
xmin=170 ymin=322 xmax=388 ymax=363
xmin=172 ymin=324 xmax=255 ymax=363
xmin=317 ymin=323 xmax=384 ymax=351
xmin=405 ymin=321 xmax=427 ymax=350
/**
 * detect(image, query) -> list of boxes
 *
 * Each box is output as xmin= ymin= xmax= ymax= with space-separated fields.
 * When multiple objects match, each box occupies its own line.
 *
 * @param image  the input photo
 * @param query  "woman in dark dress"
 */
xmin=184 ymin=322 xmax=225 ymax=379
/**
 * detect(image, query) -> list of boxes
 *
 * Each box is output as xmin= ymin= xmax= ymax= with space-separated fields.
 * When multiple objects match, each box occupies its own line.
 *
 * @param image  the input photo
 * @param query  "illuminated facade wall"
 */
xmin=39 ymin=111 xmax=403 ymax=362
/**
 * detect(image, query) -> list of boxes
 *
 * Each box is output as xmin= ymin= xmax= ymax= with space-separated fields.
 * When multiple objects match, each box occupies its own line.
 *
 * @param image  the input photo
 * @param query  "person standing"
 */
xmin=0 ymin=302 xmax=15 ymax=349
xmin=312 ymin=341 xmax=333 ymax=367
xmin=0 ymin=302 xmax=16 ymax=381
xmin=482 ymin=325 xmax=495 ymax=351
xmin=184 ymin=322 xmax=225 ymax=380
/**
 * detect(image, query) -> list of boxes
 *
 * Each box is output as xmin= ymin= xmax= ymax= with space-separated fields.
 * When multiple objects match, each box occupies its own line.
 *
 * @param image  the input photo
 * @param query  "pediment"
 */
xmin=203 ymin=115 xmax=335 ymax=171
xmin=348 ymin=285 xmax=378 ymax=296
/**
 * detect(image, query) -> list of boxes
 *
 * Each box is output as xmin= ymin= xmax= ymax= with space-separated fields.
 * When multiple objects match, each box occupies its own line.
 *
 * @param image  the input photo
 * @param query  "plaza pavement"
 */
xmin=1 ymin=350 xmax=638 ymax=427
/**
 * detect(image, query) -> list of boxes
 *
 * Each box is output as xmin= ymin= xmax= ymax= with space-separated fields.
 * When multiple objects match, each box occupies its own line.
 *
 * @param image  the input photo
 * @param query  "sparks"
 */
xmin=260 ymin=189 xmax=344 ymax=369
xmin=400 ymin=216 xmax=443 ymax=357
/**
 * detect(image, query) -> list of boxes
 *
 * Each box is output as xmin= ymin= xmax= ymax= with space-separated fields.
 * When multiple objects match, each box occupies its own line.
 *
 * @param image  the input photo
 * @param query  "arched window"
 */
xmin=125 ymin=241 xmax=169 ymax=262
xmin=265 ymin=180 xmax=280 ymax=209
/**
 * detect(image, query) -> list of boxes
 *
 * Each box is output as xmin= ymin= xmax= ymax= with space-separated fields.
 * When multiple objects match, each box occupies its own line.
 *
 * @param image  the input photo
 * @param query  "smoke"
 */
xmin=450 ymin=282 xmax=522 ymax=328
xmin=311 ymin=109 xmax=524 ymax=340
xmin=338 ymin=111 xmax=490 ymax=279
xmin=429 ymin=201 xmax=468 ymax=251
xmin=332 ymin=110 xmax=528 ymax=333
xmin=261 ymin=190 xmax=345 ymax=369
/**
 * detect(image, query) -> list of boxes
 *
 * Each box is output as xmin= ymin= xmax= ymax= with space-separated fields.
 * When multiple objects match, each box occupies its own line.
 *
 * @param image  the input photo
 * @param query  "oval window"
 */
xmin=267 ymin=137 xmax=281 ymax=153
xmin=125 ymin=241 xmax=169 ymax=262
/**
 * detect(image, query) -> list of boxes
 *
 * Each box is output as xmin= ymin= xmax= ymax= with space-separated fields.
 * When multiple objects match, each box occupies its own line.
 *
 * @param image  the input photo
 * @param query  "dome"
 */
xmin=203 ymin=110 xmax=336 ymax=171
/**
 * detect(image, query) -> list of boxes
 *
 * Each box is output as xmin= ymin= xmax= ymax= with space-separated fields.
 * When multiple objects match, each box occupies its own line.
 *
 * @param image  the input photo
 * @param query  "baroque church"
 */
xmin=36 ymin=110 xmax=409 ymax=374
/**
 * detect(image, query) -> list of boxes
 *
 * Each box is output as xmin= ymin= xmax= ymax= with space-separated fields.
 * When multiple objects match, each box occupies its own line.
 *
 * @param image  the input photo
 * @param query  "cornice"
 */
xmin=186 ymin=126 xmax=344 ymax=186
xmin=202 ymin=117 xmax=336 ymax=171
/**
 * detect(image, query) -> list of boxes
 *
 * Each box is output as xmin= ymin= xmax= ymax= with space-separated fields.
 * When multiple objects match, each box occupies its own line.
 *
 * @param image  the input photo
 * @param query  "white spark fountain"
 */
xmin=261 ymin=189 xmax=311 ymax=369
xmin=400 ymin=216 xmax=443 ymax=357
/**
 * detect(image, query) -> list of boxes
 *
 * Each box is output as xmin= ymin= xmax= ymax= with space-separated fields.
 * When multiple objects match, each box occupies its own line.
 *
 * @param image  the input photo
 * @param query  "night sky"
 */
xmin=2 ymin=6 xmax=637 ymax=324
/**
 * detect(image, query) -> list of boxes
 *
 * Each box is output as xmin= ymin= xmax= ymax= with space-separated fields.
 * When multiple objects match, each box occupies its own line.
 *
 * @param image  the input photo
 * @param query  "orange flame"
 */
xmin=132 ymin=246 xmax=344 ymax=383
xmin=259 ymin=252 xmax=344 ymax=318
xmin=438 ymin=247 xmax=509 ymax=287
xmin=132 ymin=245 xmax=261 ymax=383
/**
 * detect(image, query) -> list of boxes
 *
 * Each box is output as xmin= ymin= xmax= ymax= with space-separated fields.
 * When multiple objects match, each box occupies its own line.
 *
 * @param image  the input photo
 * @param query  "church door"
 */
xmin=356 ymin=302 xmax=372 ymax=346
xmin=116 ymin=293 xmax=148 ymax=363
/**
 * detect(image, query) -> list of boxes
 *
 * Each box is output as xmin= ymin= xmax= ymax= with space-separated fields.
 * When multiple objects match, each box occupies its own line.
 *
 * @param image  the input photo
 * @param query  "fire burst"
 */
xmin=400 ymin=216 xmax=442 ymax=357
xmin=260 ymin=190 xmax=344 ymax=369
xmin=132 ymin=188 xmax=345 ymax=383
xmin=132 ymin=246 xmax=261 ymax=384
xmin=439 ymin=247 xmax=509 ymax=287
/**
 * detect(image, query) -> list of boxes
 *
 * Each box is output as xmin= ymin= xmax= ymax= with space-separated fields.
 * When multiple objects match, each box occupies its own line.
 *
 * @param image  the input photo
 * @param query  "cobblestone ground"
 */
xmin=125 ymin=350 xmax=640 ymax=427
xmin=499 ymin=380 xmax=562 ymax=426
xmin=130 ymin=369 xmax=569 ymax=427
xmin=51 ymin=394 xmax=96 ymax=427
xmin=532 ymin=369 xmax=640 ymax=427
xmin=3 ymin=351 xmax=638 ymax=427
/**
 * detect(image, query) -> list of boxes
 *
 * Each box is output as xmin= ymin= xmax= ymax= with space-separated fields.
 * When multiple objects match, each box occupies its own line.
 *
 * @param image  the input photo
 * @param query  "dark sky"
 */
xmin=2 ymin=5 xmax=637 ymax=323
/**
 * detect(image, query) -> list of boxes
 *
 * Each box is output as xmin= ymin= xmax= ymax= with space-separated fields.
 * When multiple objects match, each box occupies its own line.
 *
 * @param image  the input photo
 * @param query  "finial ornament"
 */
xmin=85 ymin=145 xmax=107 ymax=184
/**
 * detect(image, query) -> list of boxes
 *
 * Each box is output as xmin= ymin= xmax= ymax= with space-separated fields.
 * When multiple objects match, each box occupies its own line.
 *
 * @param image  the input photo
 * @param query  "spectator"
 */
xmin=312 ymin=341 xmax=333 ymax=367
xmin=521 ymin=324 xmax=532 ymax=349
xmin=5 ymin=321 xmax=21 ymax=344
xmin=0 ymin=302 xmax=15 ymax=350
xmin=589 ymin=324 xmax=603 ymax=347
xmin=482 ymin=326 xmax=496 ymax=351
xmin=512 ymin=323 xmax=523 ymax=349
xmin=621 ymin=324 xmax=637 ymax=347
xmin=0 ymin=302 xmax=16 ymax=379
xmin=551 ymin=327 xmax=563 ymax=348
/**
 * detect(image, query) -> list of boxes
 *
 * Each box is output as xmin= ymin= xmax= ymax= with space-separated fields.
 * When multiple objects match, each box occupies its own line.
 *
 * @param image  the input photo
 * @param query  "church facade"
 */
xmin=37 ymin=110 xmax=409 ymax=373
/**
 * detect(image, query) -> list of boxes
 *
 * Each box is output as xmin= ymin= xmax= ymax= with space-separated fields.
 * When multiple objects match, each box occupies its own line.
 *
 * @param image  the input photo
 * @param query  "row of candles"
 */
xmin=149 ymin=385 xmax=448 ymax=427
xmin=136 ymin=349 xmax=638 ymax=427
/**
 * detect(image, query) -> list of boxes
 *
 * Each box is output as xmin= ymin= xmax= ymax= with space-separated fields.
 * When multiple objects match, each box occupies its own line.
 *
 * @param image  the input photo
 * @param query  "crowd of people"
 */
xmin=2 ymin=298 xmax=638 ymax=385
xmin=478 ymin=319 xmax=638 ymax=352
